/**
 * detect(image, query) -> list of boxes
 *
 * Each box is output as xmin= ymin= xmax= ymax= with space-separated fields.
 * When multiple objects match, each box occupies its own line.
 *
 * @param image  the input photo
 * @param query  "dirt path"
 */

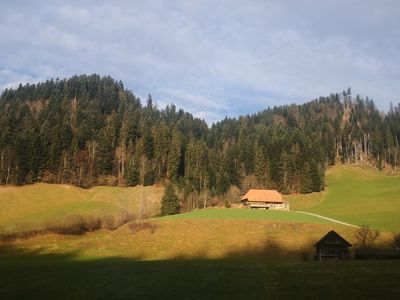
xmin=295 ymin=211 xmax=359 ymax=228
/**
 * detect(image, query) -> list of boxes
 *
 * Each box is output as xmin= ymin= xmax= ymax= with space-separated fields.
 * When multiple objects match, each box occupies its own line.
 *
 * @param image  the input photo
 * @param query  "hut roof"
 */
xmin=313 ymin=230 xmax=352 ymax=247
xmin=241 ymin=189 xmax=283 ymax=203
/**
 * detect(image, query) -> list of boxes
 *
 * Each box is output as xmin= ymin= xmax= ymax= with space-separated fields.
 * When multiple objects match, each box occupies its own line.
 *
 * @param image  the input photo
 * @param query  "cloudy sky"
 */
xmin=1 ymin=0 xmax=399 ymax=123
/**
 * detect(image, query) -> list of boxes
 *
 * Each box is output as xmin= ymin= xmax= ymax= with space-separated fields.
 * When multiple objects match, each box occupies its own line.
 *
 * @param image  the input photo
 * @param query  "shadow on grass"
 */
xmin=1 ymin=242 xmax=400 ymax=300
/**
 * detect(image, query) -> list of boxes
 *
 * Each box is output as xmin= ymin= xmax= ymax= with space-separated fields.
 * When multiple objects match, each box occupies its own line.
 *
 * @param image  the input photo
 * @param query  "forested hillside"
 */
xmin=1 ymin=75 xmax=399 ymax=202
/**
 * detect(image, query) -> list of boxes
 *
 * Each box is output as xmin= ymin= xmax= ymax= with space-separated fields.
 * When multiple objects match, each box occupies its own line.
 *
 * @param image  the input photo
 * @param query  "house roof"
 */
xmin=241 ymin=189 xmax=283 ymax=203
xmin=313 ymin=230 xmax=352 ymax=247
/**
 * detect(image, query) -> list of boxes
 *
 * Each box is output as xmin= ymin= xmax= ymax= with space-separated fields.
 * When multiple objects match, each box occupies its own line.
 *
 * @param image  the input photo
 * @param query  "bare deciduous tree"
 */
xmin=393 ymin=232 xmax=400 ymax=251
xmin=354 ymin=225 xmax=380 ymax=248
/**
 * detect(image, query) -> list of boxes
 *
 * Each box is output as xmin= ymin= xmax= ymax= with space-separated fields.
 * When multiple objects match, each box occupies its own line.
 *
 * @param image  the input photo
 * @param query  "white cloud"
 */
xmin=0 ymin=0 xmax=399 ymax=122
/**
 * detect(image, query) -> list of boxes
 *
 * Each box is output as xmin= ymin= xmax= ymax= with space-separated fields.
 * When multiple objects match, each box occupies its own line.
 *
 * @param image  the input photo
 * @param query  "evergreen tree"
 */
xmin=97 ymin=112 xmax=117 ymax=174
xmin=310 ymin=159 xmax=323 ymax=192
xmin=143 ymin=128 xmax=154 ymax=160
xmin=160 ymin=183 xmax=180 ymax=216
xmin=300 ymin=161 xmax=313 ymax=194
xmin=216 ymin=169 xmax=230 ymax=195
xmin=125 ymin=158 xmax=140 ymax=186
xmin=15 ymin=133 xmax=31 ymax=185
xmin=279 ymin=150 xmax=290 ymax=194
xmin=146 ymin=94 xmax=153 ymax=109
xmin=254 ymin=143 xmax=270 ymax=188
xmin=2 ymin=74 xmax=399 ymax=197
xmin=167 ymin=130 xmax=181 ymax=181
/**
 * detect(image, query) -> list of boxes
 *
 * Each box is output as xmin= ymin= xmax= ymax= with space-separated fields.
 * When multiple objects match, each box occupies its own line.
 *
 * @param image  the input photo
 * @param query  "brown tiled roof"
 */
xmin=241 ymin=189 xmax=283 ymax=203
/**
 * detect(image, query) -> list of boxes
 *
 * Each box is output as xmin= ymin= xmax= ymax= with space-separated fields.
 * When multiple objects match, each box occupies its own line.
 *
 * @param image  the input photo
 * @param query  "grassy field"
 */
xmin=1 ymin=165 xmax=400 ymax=298
xmin=0 ymin=183 xmax=163 ymax=232
xmin=1 ymin=249 xmax=400 ymax=299
xmin=0 ymin=218 xmax=397 ymax=298
xmin=1 ymin=165 xmax=399 ymax=232
xmin=284 ymin=192 xmax=324 ymax=210
xmin=8 ymin=219 xmax=359 ymax=259
xmin=161 ymin=208 xmax=334 ymax=224
xmin=286 ymin=165 xmax=400 ymax=231
xmin=0 ymin=217 xmax=399 ymax=299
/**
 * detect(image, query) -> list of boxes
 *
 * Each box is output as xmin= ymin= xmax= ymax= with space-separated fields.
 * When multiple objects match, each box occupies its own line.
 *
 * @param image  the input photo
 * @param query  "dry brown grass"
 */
xmin=0 ymin=212 xmax=135 ymax=242
xmin=6 ymin=219 xmax=394 ymax=261
xmin=0 ymin=183 xmax=163 ymax=232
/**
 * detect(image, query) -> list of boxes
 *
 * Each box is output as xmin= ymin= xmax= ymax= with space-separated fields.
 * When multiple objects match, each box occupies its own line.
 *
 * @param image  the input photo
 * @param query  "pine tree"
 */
xmin=216 ymin=169 xmax=230 ymax=195
xmin=143 ymin=128 xmax=154 ymax=160
xmin=254 ymin=143 xmax=270 ymax=188
xmin=300 ymin=161 xmax=313 ymax=194
xmin=97 ymin=113 xmax=116 ymax=174
xmin=160 ymin=183 xmax=180 ymax=216
xmin=279 ymin=150 xmax=290 ymax=194
xmin=125 ymin=158 xmax=140 ymax=186
xmin=239 ymin=136 xmax=254 ymax=175
xmin=146 ymin=94 xmax=153 ymax=109
xmin=310 ymin=159 xmax=323 ymax=192
xmin=224 ymin=145 xmax=240 ymax=186
xmin=15 ymin=133 xmax=31 ymax=185
xmin=167 ymin=130 xmax=181 ymax=181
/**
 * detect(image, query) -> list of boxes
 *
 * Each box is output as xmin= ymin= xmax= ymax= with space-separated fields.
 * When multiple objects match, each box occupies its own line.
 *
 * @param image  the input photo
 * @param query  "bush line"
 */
xmin=0 ymin=212 xmax=135 ymax=242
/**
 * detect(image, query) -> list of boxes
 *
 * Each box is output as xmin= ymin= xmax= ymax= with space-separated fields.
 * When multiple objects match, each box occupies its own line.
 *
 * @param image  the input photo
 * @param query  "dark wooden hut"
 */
xmin=314 ymin=230 xmax=352 ymax=261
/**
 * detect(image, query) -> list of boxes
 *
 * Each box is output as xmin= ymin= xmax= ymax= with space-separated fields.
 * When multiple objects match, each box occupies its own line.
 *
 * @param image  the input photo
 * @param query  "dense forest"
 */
xmin=1 ymin=74 xmax=399 ymax=206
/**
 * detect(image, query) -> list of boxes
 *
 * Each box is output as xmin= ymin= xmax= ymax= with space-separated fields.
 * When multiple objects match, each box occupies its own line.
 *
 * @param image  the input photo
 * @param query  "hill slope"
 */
xmin=2 ymin=75 xmax=400 ymax=199
xmin=287 ymin=165 xmax=400 ymax=231
xmin=2 ymin=226 xmax=399 ymax=299
xmin=1 ymin=165 xmax=399 ymax=299
xmin=1 ymin=165 xmax=399 ymax=232
xmin=0 ymin=183 xmax=163 ymax=232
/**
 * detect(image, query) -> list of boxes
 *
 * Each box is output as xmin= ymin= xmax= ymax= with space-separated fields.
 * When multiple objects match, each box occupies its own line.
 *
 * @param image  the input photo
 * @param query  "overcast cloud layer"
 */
xmin=1 ymin=0 xmax=399 ymax=123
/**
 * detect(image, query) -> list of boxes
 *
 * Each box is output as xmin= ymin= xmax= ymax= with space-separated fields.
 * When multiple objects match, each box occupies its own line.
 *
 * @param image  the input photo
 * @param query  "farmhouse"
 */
xmin=314 ymin=230 xmax=352 ymax=261
xmin=241 ymin=189 xmax=288 ymax=210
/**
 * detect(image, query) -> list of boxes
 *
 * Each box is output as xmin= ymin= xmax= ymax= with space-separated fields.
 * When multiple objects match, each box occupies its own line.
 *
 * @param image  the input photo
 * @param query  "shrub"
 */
xmin=41 ymin=170 xmax=55 ymax=183
xmin=0 ymin=226 xmax=42 ymax=242
xmin=102 ymin=211 xmax=135 ymax=230
xmin=0 ymin=212 xmax=135 ymax=242
xmin=97 ymin=175 xmax=118 ymax=186
xmin=48 ymin=215 xmax=101 ymax=235
xmin=143 ymin=170 xmax=155 ymax=186
xmin=85 ymin=216 xmax=102 ymax=231
xmin=113 ymin=211 xmax=135 ymax=229
xmin=129 ymin=222 xmax=157 ymax=234
xmin=354 ymin=225 xmax=380 ymax=248
xmin=102 ymin=215 xmax=117 ymax=230
xmin=224 ymin=199 xmax=230 ymax=208
xmin=300 ymin=251 xmax=311 ymax=261
xmin=394 ymin=233 xmax=400 ymax=251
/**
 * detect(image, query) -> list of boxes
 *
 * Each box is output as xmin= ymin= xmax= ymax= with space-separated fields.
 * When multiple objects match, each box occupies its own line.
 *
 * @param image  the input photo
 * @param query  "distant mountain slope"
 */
xmin=1 ymin=75 xmax=399 ymax=201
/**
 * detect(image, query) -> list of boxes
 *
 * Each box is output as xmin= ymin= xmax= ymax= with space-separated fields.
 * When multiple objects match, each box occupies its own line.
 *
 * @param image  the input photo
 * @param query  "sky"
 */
xmin=1 ymin=0 xmax=399 ymax=124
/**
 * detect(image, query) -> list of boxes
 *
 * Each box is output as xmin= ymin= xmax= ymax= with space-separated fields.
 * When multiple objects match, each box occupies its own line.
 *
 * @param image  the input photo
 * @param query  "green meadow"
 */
xmin=164 ymin=165 xmax=400 ymax=232
xmin=1 ymin=165 xmax=400 ymax=298
xmin=287 ymin=165 xmax=400 ymax=231
xmin=161 ymin=208 xmax=333 ymax=224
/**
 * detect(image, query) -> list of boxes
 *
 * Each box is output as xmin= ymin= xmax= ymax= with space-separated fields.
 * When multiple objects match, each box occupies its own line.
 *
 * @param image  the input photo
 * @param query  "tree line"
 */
xmin=1 ymin=75 xmax=399 ymax=208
